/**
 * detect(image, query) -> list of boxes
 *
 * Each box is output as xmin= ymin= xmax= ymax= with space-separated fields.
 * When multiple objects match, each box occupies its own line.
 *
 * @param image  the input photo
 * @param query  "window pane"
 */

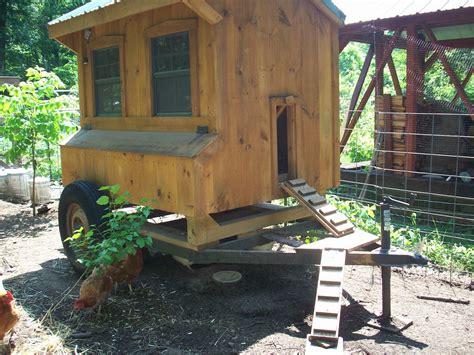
xmin=156 ymin=56 xmax=172 ymax=72
xmin=154 ymin=75 xmax=191 ymax=115
xmin=93 ymin=46 xmax=121 ymax=116
xmin=95 ymin=82 xmax=121 ymax=115
xmin=173 ymin=54 xmax=189 ymax=70
xmin=109 ymin=63 xmax=120 ymax=78
xmin=151 ymin=32 xmax=191 ymax=115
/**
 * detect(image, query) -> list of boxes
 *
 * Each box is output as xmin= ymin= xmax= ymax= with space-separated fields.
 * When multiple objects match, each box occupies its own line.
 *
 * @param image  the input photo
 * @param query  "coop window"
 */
xmin=93 ymin=46 xmax=122 ymax=116
xmin=151 ymin=32 xmax=192 ymax=116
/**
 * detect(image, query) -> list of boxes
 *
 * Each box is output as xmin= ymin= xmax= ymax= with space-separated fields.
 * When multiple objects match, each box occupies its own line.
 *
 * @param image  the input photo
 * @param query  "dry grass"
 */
xmin=6 ymin=274 xmax=86 ymax=355
xmin=8 ymin=306 xmax=71 ymax=354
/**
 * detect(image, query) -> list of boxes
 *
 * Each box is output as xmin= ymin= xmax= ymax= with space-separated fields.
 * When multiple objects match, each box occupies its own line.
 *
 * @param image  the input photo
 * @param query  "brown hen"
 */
xmin=74 ymin=268 xmax=113 ymax=312
xmin=106 ymin=249 xmax=144 ymax=292
xmin=0 ymin=279 xmax=20 ymax=343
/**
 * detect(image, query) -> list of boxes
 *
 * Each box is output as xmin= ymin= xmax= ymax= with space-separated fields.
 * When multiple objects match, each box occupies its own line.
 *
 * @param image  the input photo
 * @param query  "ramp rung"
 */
xmin=333 ymin=222 xmax=354 ymax=234
xmin=318 ymin=205 xmax=337 ymax=216
xmin=313 ymin=314 xmax=339 ymax=332
xmin=320 ymin=269 xmax=344 ymax=283
xmin=315 ymin=300 xmax=341 ymax=314
xmin=296 ymin=185 xmax=317 ymax=196
xmin=288 ymin=178 xmax=306 ymax=187
xmin=330 ymin=214 xmax=348 ymax=226
xmin=318 ymin=283 xmax=343 ymax=298
xmin=320 ymin=249 xmax=346 ymax=267
xmin=308 ymin=196 xmax=326 ymax=206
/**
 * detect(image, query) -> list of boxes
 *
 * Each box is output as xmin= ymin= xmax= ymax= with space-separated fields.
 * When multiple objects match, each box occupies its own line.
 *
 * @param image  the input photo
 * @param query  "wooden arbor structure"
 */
xmin=339 ymin=6 xmax=474 ymax=176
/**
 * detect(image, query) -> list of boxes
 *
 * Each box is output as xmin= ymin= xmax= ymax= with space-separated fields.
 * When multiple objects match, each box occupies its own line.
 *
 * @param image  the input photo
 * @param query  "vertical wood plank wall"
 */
xmin=207 ymin=0 xmax=340 ymax=212
xmin=61 ymin=0 xmax=340 ymax=218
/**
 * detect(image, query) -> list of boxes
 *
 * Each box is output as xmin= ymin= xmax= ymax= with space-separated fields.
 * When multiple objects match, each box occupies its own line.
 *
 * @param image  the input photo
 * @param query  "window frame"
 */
xmin=87 ymin=35 xmax=126 ymax=117
xmin=145 ymin=19 xmax=199 ymax=118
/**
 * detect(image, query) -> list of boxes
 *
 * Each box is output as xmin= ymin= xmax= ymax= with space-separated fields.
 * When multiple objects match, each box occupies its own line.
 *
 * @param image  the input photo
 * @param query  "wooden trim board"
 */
xmin=48 ymin=0 xmax=222 ymax=39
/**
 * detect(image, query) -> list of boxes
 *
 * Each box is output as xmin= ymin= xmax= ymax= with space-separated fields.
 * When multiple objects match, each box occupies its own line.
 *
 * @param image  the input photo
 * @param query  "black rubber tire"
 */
xmin=58 ymin=181 xmax=108 ymax=273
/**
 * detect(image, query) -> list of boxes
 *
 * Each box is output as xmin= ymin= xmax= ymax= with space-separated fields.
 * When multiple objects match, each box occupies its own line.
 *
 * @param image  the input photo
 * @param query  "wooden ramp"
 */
xmin=306 ymin=248 xmax=346 ymax=353
xmin=282 ymin=179 xmax=380 ymax=353
xmin=281 ymin=179 xmax=354 ymax=237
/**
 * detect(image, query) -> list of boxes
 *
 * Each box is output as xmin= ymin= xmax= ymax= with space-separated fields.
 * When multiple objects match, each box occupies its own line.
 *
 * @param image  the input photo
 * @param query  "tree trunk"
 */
xmin=0 ymin=0 xmax=7 ymax=74
xmin=31 ymin=140 xmax=36 ymax=216
xmin=47 ymin=141 xmax=52 ymax=181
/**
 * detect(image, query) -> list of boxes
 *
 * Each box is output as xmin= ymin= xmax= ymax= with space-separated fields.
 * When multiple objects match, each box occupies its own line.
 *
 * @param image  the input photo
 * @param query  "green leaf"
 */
xmin=137 ymin=239 xmax=146 ymax=248
xmin=97 ymin=195 xmax=110 ymax=206
xmin=110 ymin=184 xmax=121 ymax=194
xmin=115 ymin=195 xmax=127 ymax=205
xmin=368 ymin=209 xmax=375 ymax=218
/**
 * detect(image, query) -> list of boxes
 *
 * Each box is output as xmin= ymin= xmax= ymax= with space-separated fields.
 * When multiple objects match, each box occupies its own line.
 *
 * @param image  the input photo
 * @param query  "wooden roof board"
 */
xmin=48 ymin=0 xmax=345 ymax=40
xmin=62 ymin=129 xmax=218 ymax=158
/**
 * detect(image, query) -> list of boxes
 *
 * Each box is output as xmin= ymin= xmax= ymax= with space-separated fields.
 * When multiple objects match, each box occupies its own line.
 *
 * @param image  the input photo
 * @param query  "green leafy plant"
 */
xmin=66 ymin=184 xmax=154 ymax=271
xmin=0 ymin=67 xmax=77 ymax=214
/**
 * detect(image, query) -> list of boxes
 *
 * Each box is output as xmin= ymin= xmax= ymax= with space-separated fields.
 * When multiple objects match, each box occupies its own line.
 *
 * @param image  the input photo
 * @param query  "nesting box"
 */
xmin=49 ymin=0 xmax=344 ymax=250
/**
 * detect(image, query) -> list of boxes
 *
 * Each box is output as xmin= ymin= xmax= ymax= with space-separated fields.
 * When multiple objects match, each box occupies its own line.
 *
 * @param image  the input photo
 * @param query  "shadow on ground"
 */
xmin=0 ymin=208 xmax=53 ymax=240
xmin=4 ymin=253 xmax=431 ymax=354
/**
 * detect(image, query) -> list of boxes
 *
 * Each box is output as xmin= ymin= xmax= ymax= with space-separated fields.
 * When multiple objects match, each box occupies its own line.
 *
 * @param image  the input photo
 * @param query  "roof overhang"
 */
xmin=49 ymin=0 xmax=345 ymax=40
xmin=311 ymin=0 xmax=346 ymax=26
xmin=340 ymin=6 xmax=474 ymax=35
xmin=48 ymin=0 xmax=224 ymax=39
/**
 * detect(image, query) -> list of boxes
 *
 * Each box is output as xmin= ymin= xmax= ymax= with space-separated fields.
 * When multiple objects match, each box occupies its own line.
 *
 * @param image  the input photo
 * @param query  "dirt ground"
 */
xmin=0 ymin=199 xmax=473 ymax=354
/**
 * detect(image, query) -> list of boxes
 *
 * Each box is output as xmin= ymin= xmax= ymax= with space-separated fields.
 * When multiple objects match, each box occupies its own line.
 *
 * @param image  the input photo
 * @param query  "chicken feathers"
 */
xmin=0 ymin=279 xmax=20 ymax=341
xmin=74 ymin=268 xmax=113 ymax=311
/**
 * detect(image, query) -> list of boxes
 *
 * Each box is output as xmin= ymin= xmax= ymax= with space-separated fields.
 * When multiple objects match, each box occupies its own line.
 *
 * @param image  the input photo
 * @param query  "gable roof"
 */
xmin=48 ymin=0 xmax=345 ymax=39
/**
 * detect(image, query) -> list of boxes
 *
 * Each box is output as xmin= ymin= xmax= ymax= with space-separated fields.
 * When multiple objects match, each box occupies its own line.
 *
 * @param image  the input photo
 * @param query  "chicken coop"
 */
xmin=49 ymin=1 xmax=427 ymax=350
xmin=48 ymin=0 xmax=345 ymax=250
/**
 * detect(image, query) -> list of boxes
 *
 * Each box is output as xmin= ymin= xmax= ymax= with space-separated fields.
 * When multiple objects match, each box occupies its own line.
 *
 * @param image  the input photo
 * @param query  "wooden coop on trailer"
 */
xmin=48 ymin=0 xmax=347 ymax=250
xmin=49 ymin=2 xmax=429 ymax=350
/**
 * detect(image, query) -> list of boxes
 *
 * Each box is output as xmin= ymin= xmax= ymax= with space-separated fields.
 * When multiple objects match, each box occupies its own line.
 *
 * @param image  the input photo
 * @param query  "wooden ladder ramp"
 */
xmin=281 ymin=179 xmax=354 ymax=237
xmin=281 ymin=179 xmax=380 ymax=353
xmin=306 ymin=248 xmax=346 ymax=353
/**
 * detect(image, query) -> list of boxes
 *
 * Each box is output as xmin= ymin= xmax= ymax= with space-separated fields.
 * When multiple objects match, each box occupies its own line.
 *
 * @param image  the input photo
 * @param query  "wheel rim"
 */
xmin=65 ymin=203 xmax=91 ymax=266
xmin=65 ymin=203 xmax=90 ymax=236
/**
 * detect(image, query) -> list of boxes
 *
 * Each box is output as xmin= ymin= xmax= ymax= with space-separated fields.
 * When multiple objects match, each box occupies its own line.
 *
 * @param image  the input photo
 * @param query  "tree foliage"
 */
xmin=0 ymin=0 xmax=90 ymax=87
xmin=0 ymin=67 xmax=77 ymax=213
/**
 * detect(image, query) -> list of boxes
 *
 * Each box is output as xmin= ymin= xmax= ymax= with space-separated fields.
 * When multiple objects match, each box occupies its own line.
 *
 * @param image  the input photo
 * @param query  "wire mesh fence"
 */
xmin=335 ymin=110 xmax=474 ymax=248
